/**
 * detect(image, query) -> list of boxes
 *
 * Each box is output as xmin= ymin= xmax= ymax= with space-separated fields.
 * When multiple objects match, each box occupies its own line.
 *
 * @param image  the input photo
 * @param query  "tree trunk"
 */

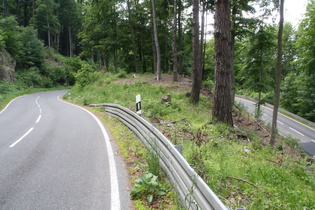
xmin=178 ymin=0 xmax=183 ymax=75
xmin=212 ymin=0 xmax=233 ymax=126
xmin=230 ymin=1 xmax=237 ymax=108
xmin=172 ymin=0 xmax=178 ymax=82
xmin=164 ymin=26 xmax=169 ymax=73
xmin=69 ymin=26 xmax=72 ymax=57
xmin=151 ymin=26 xmax=157 ymax=74
xmin=127 ymin=0 xmax=139 ymax=73
xmin=270 ymin=0 xmax=284 ymax=146
xmin=190 ymin=0 xmax=201 ymax=104
xmin=200 ymin=1 xmax=206 ymax=74
xmin=140 ymin=30 xmax=146 ymax=72
xmin=151 ymin=0 xmax=161 ymax=81
xmin=47 ymin=25 xmax=51 ymax=48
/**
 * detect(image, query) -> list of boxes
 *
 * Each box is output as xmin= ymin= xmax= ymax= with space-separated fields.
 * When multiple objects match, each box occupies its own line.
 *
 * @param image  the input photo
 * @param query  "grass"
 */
xmin=93 ymin=108 xmax=180 ymax=209
xmin=66 ymin=72 xmax=315 ymax=209
xmin=0 ymin=81 xmax=69 ymax=111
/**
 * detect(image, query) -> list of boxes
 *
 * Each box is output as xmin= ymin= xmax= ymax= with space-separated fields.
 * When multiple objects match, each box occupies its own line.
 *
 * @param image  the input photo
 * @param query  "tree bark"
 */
xmin=151 ymin=26 xmax=157 ymax=74
xmin=230 ymin=1 xmax=237 ymax=108
xmin=177 ymin=0 xmax=183 ymax=75
xmin=127 ymin=0 xmax=139 ymax=73
xmin=190 ymin=0 xmax=201 ymax=104
xmin=200 ymin=1 xmax=206 ymax=74
xmin=69 ymin=26 xmax=72 ymax=57
xmin=270 ymin=0 xmax=284 ymax=146
xmin=164 ymin=25 xmax=169 ymax=73
xmin=172 ymin=0 xmax=178 ymax=82
xmin=151 ymin=0 xmax=161 ymax=81
xmin=212 ymin=0 xmax=233 ymax=126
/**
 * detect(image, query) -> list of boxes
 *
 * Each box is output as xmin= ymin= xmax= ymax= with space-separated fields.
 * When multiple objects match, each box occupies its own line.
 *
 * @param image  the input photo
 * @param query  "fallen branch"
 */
xmin=226 ymin=176 xmax=273 ymax=197
xmin=170 ymin=117 xmax=186 ymax=124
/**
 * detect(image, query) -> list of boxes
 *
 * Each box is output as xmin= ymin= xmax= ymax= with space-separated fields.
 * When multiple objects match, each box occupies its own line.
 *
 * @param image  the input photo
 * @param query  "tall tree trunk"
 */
xmin=47 ymin=24 xmax=51 ymax=48
xmin=270 ymin=0 xmax=284 ymax=146
xmin=151 ymin=0 xmax=161 ymax=81
xmin=172 ymin=0 xmax=178 ymax=82
xmin=200 ymin=1 xmax=206 ymax=74
xmin=113 ymin=2 xmax=118 ymax=73
xmin=191 ymin=0 xmax=201 ymax=104
xmin=151 ymin=26 xmax=157 ymax=74
xmin=3 ymin=0 xmax=7 ymax=17
xmin=69 ymin=26 xmax=72 ymax=57
xmin=212 ymin=0 xmax=233 ymax=126
xmin=178 ymin=0 xmax=183 ymax=75
xmin=127 ymin=0 xmax=139 ymax=73
xmin=139 ymin=30 xmax=146 ymax=72
xmin=164 ymin=25 xmax=169 ymax=73
xmin=23 ymin=0 xmax=28 ymax=26
xmin=230 ymin=1 xmax=237 ymax=108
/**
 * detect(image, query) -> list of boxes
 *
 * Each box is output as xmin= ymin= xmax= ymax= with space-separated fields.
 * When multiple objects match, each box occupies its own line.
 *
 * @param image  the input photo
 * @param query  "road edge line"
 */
xmin=58 ymin=96 xmax=121 ymax=210
xmin=0 ymin=96 xmax=23 ymax=115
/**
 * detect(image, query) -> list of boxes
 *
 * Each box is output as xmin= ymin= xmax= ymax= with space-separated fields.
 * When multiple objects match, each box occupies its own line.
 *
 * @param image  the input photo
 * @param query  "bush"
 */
xmin=16 ymin=27 xmax=44 ymax=69
xmin=75 ymin=64 xmax=95 ymax=87
xmin=17 ymin=67 xmax=43 ymax=87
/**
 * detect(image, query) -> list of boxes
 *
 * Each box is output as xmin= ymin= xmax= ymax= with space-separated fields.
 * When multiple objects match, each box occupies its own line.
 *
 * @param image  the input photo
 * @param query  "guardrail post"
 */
xmin=174 ymin=145 xmax=183 ymax=155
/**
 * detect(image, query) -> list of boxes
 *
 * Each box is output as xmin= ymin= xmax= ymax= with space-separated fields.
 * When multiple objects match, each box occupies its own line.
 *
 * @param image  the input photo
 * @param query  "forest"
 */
xmin=0 ymin=0 xmax=314 ymax=123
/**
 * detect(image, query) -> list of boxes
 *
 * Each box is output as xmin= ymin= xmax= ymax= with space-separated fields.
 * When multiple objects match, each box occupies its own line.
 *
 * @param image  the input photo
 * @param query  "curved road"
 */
xmin=236 ymin=97 xmax=315 ymax=157
xmin=0 ymin=90 xmax=130 ymax=209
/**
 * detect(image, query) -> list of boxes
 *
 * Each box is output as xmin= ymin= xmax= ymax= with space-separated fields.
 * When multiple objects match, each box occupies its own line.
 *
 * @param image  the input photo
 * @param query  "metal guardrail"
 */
xmin=90 ymin=103 xmax=227 ymax=210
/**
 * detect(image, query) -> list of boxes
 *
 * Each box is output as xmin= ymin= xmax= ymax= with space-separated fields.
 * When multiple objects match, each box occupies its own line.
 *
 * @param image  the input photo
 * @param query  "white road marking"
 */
xmin=39 ymin=108 xmax=42 ymax=114
xmin=36 ymin=96 xmax=41 ymax=108
xmin=311 ymin=140 xmax=315 ymax=143
xmin=289 ymin=127 xmax=305 ymax=136
xmin=236 ymin=96 xmax=315 ymax=132
xmin=0 ymin=96 xmax=23 ymax=114
xmin=277 ymin=120 xmax=284 ymax=125
xmin=36 ymin=115 xmax=42 ymax=123
xmin=10 ymin=127 xmax=34 ymax=148
xmin=58 ymin=96 xmax=121 ymax=209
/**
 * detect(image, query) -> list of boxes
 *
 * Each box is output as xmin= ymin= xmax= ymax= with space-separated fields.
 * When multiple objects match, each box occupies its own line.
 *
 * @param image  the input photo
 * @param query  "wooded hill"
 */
xmin=0 ymin=0 xmax=314 ymax=123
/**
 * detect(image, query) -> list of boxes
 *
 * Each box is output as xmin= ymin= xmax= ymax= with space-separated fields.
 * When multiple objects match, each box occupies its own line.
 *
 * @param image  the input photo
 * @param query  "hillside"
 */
xmin=67 ymin=73 xmax=315 ymax=209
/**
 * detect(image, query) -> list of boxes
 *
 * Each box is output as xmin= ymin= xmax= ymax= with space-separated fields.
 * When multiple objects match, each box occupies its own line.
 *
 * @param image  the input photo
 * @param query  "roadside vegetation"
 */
xmin=0 ymin=47 xmax=81 ymax=111
xmin=65 ymin=72 xmax=315 ymax=209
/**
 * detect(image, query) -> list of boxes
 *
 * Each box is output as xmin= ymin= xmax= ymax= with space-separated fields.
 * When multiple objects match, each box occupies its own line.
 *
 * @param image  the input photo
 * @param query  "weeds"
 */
xmin=67 ymin=73 xmax=315 ymax=209
xmin=130 ymin=173 xmax=168 ymax=202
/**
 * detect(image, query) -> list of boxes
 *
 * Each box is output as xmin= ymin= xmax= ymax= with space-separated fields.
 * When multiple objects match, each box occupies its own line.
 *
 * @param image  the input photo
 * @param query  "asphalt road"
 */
xmin=235 ymin=97 xmax=315 ymax=157
xmin=0 ymin=90 xmax=130 ymax=210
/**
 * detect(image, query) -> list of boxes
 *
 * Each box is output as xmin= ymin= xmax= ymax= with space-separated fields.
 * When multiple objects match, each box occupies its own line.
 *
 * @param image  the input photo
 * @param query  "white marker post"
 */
xmin=136 ymin=94 xmax=141 ymax=115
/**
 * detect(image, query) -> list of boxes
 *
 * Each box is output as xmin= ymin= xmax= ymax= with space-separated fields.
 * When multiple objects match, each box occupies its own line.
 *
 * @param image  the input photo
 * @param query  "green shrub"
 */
xmin=75 ymin=64 xmax=95 ymax=87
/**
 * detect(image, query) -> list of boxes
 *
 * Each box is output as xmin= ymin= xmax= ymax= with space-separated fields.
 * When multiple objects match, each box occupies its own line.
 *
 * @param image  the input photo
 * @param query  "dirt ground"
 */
xmin=116 ymin=74 xmax=212 ymax=97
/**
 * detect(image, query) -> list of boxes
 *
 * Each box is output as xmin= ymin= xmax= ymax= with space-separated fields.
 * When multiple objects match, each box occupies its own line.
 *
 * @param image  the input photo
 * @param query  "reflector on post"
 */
xmin=136 ymin=94 xmax=141 ymax=115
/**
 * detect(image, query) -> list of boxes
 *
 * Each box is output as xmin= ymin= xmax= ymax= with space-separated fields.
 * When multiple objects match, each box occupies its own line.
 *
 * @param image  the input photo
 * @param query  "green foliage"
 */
xmin=130 ymin=173 xmax=167 ymax=203
xmin=75 ymin=64 xmax=95 ymax=87
xmin=288 ymin=0 xmax=315 ymax=121
xmin=16 ymin=27 xmax=45 ymax=69
xmin=67 ymin=73 xmax=315 ymax=209
xmin=0 ymin=16 xmax=21 ymax=58
xmin=17 ymin=67 xmax=47 ymax=87
xmin=238 ymin=25 xmax=276 ymax=93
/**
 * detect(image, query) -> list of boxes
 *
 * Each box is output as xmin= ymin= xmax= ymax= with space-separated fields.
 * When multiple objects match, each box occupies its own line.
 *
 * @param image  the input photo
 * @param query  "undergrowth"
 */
xmin=96 ymin=110 xmax=180 ymax=209
xmin=0 ymin=81 xmax=68 ymax=111
xmin=66 ymin=72 xmax=315 ymax=209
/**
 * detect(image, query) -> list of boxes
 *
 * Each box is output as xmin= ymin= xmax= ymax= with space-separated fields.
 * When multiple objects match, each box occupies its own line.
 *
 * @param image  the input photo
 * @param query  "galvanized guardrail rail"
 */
xmin=90 ymin=103 xmax=228 ymax=210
